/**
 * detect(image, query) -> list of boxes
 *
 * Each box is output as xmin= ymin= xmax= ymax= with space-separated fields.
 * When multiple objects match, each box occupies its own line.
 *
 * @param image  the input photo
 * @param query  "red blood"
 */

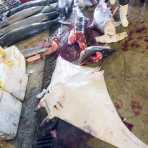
xmin=114 ymin=99 xmax=123 ymax=110
xmin=131 ymin=100 xmax=142 ymax=116
xmin=145 ymin=45 xmax=148 ymax=50
xmin=91 ymin=52 xmax=103 ymax=63
xmin=60 ymin=43 xmax=80 ymax=62
xmin=68 ymin=29 xmax=86 ymax=51
xmin=130 ymin=42 xmax=140 ymax=48
xmin=68 ymin=29 xmax=77 ymax=44
xmin=128 ymin=31 xmax=134 ymax=40
xmin=76 ymin=32 xmax=87 ymax=51
xmin=144 ymin=38 xmax=148 ymax=42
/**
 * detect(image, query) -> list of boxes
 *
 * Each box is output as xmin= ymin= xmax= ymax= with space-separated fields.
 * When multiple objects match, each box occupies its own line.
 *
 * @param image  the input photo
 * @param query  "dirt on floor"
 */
xmin=0 ymin=5 xmax=148 ymax=148
xmin=104 ymin=6 xmax=148 ymax=145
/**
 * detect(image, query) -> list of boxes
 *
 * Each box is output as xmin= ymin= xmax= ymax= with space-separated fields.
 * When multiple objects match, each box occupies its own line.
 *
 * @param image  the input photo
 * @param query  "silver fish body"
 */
xmin=0 ymin=11 xmax=59 ymax=37
xmin=0 ymin=6 xmax=44 ymax=28
xmin=41 ymin=3 xmax=57 ymax=13
xmin=0 ymin=18 xmax=59 ymax=46
xmin=58 ymin=0 xmax=73 ymax=18
xmin=6 ymin=0 xmax=57 ymax=16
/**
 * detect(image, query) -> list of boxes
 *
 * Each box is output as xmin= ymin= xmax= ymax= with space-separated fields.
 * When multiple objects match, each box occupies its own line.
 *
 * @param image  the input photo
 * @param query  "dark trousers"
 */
xmin=119 ymin=0 xmax=129 ymax=5
xmin=105 ymin=0 xmax=129 ymax=5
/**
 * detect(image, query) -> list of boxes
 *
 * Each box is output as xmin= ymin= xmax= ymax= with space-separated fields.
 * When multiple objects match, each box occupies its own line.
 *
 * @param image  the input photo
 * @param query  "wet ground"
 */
xmin=0 ymin=5 xmax=148 ymax=148
xmin=104 ymin=6 xmax=148 ymax=144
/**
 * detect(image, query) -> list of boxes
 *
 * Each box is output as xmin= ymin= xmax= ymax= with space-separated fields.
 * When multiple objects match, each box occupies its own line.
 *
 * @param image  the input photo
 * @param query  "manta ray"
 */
xmin=39 ymin=56 xmax=148 ymax=148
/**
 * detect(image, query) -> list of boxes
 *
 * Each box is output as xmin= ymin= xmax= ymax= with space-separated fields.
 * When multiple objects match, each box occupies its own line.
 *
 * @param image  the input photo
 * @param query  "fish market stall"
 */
xmin=0 ymin=0 xmax=148 ymax=148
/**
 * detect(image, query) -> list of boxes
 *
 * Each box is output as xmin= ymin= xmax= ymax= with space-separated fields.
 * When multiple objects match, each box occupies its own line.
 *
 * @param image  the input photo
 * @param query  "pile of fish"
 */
xmin=0 ymin=0 xmax=74 ymax=46
xmin=0 ymin=0 xmax=21 ymax=14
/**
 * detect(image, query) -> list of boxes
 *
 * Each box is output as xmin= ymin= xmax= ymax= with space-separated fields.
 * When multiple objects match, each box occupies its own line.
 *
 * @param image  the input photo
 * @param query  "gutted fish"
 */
xmin=79 ymin=46 xmax=116 ymax=64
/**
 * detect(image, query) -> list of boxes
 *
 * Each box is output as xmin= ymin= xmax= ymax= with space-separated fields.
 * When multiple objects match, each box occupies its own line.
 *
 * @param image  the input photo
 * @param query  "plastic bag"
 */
xmin=0 ymin=90 xmax=22 ymax=139
xmin=0 ymin=46 xmax=28 ymax=101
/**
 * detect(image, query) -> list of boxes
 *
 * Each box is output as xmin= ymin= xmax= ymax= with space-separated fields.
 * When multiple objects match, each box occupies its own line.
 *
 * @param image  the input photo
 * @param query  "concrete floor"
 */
xmin=104 ymin=6 xmax=148 ymax=145
xmin=0 ymin=5 xmax=148 ymax=148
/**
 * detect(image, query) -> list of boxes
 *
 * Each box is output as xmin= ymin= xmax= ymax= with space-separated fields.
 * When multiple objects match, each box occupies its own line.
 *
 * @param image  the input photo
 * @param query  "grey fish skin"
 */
xmin=0 ymin=11 xmax=59 ymax=37
xmin=0 ymin=6 xmax=44 ymax=28
xmin=79 ymin=46 xmax=116 ymax=64
xmin=41 ymin=3 xmax=57 ymax=13
xmin=58 ymin=0 xmax=73 ymax=18
xmin=6 ymin=0 xmax=58 ymax=16
xmin=0 ymin=18 xmax=59 ymax=47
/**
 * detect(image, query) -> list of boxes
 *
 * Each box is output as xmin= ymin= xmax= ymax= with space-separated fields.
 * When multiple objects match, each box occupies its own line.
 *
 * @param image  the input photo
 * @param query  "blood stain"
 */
xmin=121 ymin=41 xmax=129 ymax=51
xmin=130 ymin=42 xmax=140 ymax=48
xmin=143 ymin=115 xmax=148 ymax=124
xmin=135 ymin=26 xmax=146 ymax=33
xmin=114 ymin=99 xmax=123 ymax=110
xmin=130 ymin=100 xmax=143 ymax=116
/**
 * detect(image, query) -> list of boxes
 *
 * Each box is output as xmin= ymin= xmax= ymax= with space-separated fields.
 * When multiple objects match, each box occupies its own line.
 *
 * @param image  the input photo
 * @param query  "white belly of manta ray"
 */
xmin=40 ymin=56 xmax=148 ymax=148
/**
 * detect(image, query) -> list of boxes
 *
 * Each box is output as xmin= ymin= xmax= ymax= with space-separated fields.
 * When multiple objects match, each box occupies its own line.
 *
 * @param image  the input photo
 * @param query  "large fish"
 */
xmin=58 ymin=0 xmax=73 ymax=18
xmin=5 ymin=0 xmax=57 ymax=16
xmin=38 ymin=56 xmax=148 ymax=148
xmin=79 ymin=46 xmax=116 ymax=64
xmin=41 ymin=3 xmax=57 ymax=13
xmin=0 ymin=2 xmax=8 ymax=14
xmin=0 ymin=18 xmax=59 ymax=46
xmin=0 ymin=6 xmax=44 ymax=28
xmin=0 ymin=11 xmax=59 ymax=37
